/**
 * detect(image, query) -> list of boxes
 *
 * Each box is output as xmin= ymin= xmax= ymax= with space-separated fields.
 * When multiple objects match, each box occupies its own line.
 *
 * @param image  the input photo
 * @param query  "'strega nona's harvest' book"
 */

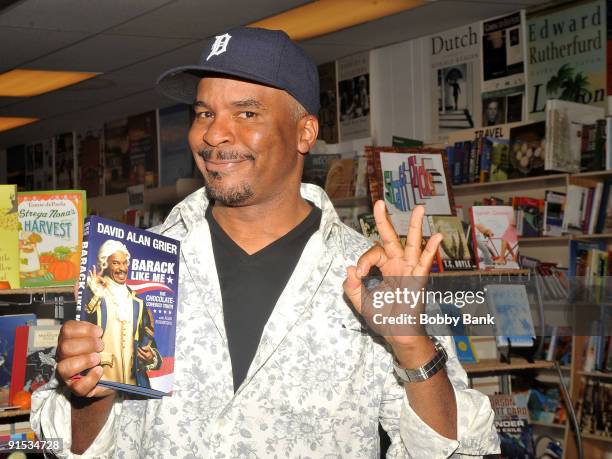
xmin=18 ymin=190 xmax=86 ymax=287
xmin=75 ymin=216 xmax=180 ymax=398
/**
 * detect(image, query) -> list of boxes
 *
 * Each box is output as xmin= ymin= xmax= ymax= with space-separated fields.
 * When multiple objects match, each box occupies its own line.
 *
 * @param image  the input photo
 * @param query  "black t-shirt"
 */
xmin=205 ymin=202 xmax=322 ymax=392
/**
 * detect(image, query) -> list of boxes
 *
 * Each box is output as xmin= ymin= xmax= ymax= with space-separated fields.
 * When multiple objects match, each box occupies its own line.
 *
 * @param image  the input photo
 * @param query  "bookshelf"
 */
xmin=0 ymin=409 xmax=29 ymax=419
xmin=464 ymin=358 xmax=555 ymax=374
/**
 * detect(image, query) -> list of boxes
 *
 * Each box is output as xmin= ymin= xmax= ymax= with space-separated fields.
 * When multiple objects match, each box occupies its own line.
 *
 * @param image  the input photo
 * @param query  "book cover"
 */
xmin=486 ymin=284 xmax=535 ymax=348
xmin=159 ymin=105 xmax=196 ymax=187
xmin=377 ymin=149 xmax=454 ymax=236
xmin=78 ymin=129 xmax=103 ymax=198
xmin=489 ymin=393 xmax=536 ymax=458
xmin=470 ymin=206 xmax=520 ymax=270
xmin=481 ymin=11 xmax=527 ymax=125
xmin=318 ymin=61 xmax=339 ymax=144
xmin=512 ymin=197 xmax=544 ymax=237
xmin=9 ymin=325 xmax=60 ymax=404
xmin=453 ymin=336 xmax=478 ymax=363
xmin=302 ymin=154 xmax=341 ymax=188
xmin=18 ymin=191 xmax=86 ymax=287
xmin=54 ymin=132 xmax=77 ymax=189
xmin=527 ymin=0 xmax=606 ymax=121
xmin=324 ymin=158 xmax=355 ymax=199
xmin=508 ymin=121 xmax=545 ymax=178
xmin=543 ymin=191 xmax=565 ymax=236
xmin=337 ymin=52 xmax=370 ymax=141
xmin=76 ymin=216 xmax=180 ymax=397
xmin=0 ymin=315 xmax=36 ymax=391
xmin=430 ymin=21 xmax=481 ymax=140
xmin=0 ymin=185 xmax=20 ymax=289
xmin=427 ymin=215 xmax=475 ymax=271
xmin=544 ymin=99 xmax=604 ymax=172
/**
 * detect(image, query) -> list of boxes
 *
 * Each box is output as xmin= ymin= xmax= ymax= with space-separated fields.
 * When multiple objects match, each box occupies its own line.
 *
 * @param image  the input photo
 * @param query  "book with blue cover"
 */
xmin=485 ymin=284 xmax=535 ymax=348
xmin=75 ymin=216 xmax=180 ymax=398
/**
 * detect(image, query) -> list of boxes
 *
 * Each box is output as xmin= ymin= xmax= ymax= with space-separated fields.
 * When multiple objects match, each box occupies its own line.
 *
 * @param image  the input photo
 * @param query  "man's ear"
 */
xmin=297 ymin=115 xmax=319 ymax=155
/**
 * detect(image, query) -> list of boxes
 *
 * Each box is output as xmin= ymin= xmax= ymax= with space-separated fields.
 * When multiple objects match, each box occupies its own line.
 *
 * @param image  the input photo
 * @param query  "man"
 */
xmin=32 ymin=27 xmax=499 ymax=457
xmin=81 ymin=240 xmax=160 ymax=387
xmin=484 ymin=99 xmax=503 ymax=126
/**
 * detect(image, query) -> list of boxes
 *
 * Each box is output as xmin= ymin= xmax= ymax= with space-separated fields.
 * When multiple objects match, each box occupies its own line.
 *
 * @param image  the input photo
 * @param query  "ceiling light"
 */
xmin=0 ymin=117 xmax=38 ymax=133
xmin=0 ymin=69 xmax=99 ymax=97
xmin=250 ymin=0 xmax=428 ymax=41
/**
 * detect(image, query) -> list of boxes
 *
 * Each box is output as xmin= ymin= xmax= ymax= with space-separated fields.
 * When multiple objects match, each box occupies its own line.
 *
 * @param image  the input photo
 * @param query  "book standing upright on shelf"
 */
xmin=18 ymin=190 xmax=86 ymax=288
xmin=9 ymin=324 xmax=61 ymax=404
xmin=75 ymin=216 xmax=180 ymax=398
xmin=0 ymin=185 xmax=20 ymax=289
xmin=365 ymin=146 xmax=455 ymax=236
xmin=470 ymin=206 xmax=520 ymax=270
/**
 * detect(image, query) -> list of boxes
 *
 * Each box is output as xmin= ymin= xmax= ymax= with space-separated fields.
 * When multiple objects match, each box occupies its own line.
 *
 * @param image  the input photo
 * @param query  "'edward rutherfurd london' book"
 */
xmin=75 ymin=216 xmax=180 ymax=398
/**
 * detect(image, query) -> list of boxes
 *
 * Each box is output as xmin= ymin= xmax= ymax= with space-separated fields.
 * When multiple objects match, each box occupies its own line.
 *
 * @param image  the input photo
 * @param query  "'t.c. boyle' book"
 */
xmin=75 ymin=216 xmax=180 ymax=398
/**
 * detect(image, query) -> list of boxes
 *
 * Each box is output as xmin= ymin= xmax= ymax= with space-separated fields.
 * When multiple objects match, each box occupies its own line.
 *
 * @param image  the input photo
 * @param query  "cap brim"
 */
xmin=156 ymin=65 xmax=283 ymax=105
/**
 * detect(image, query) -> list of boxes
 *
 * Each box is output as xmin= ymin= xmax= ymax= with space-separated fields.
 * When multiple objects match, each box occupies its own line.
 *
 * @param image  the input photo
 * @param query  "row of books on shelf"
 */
xmin=446 ymin=99 xmax=610 ymax=185
xmin=577 ymin=379 xmax=612 ymax=438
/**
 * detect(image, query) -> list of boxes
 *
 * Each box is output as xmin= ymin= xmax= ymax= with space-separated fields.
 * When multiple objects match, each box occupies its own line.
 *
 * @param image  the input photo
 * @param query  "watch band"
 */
xmin=392 ymin=337 xmax=448 ymax=383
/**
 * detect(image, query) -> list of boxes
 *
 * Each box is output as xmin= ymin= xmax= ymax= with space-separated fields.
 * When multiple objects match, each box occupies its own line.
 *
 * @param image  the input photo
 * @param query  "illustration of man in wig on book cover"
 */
xmin=82 ymin=239 xmax=161 ymax=388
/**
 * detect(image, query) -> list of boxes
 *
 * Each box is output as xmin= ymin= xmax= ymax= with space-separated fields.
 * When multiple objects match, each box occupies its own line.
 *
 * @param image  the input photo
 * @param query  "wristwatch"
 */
xmin=392 ymin=337 xmax=448 ymax=383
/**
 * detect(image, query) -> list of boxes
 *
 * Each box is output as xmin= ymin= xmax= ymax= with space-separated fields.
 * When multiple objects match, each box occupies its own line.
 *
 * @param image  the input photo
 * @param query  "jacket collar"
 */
xmin=160 ymin=183 xmax=345 ymax=248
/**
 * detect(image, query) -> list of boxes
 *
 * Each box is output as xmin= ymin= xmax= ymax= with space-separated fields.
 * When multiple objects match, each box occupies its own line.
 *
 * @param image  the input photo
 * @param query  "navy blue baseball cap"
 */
xmin=157 ymin=27 xmax=320 ymax=115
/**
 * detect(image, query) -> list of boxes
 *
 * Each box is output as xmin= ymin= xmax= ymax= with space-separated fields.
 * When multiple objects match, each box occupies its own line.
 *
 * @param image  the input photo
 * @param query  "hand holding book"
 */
xmin=56 ymin=320 xmax=116 ymax=399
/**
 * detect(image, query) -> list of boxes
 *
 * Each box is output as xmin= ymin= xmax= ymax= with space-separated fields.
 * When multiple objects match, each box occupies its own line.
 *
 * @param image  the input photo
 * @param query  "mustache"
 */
xmin=197 ymin=148 xmax=255 ymax=161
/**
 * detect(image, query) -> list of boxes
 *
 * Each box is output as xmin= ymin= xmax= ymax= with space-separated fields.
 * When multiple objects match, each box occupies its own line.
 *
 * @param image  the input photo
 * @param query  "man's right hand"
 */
xmin=56 ymin=320 xmax=115 ymax=399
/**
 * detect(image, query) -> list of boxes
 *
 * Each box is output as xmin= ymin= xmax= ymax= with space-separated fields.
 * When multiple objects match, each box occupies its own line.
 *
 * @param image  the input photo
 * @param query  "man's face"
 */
xmin=189 ymin=77 xmax=313 ymax=206
xmin=487 ymin=101 xmax=499 ymax=121
xmin=107 ymin=251 xmax=129 ymax=284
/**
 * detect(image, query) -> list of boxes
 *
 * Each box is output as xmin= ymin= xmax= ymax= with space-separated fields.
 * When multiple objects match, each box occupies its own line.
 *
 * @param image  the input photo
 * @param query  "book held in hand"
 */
xmin=76 ymin=216 xmax=180 ymax=398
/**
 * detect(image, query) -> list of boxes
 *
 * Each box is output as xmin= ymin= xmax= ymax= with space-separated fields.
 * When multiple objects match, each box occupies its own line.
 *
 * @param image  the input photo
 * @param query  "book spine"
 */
xmin=8 ymin=325 xmax=29 ymax=404
xmin=453 ymin=142 xmax=462 ymax=185
xmin=75 ymin=217 xmax=92 ymax=321
xmin=607 ymin=117 xmax=612 ymax=170
xmin=479 ymin=138 xmax=491 ymax=183
xmin=462 ymin=141 xmax=471 ymax=184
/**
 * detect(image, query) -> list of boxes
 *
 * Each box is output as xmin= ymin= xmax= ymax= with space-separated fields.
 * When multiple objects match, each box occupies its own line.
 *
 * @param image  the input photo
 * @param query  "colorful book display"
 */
xmin=75 ymin=216 xmax=180 ymax=397
xmin=17 ymin=190 xmax=86 ymax=287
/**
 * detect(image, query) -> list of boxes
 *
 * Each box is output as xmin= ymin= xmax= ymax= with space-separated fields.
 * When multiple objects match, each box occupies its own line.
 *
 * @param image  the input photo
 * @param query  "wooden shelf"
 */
xmin=574 ymin=169 xmax=612 ymax=180
xmin=0 ymin=286 xmax=73 ymax=295
xmin=530 ymin=420 xmax=566 ymax=429
xmin=453 ymin=174 xmax=567 ymax=194
xmin=519 ymin=236 xmax=570 ymax=244
xmin=464 ymin=358 xmax=555 ymax=374
xmin=431 ymin=269 xmax=530 ymax=277
xmin=581 ymin=433 xmax=612 ymax=443
xmin=0 ymin=408 xmax=29 ymax=419
xmin=578 ymin=371 xmax=612 ymax=379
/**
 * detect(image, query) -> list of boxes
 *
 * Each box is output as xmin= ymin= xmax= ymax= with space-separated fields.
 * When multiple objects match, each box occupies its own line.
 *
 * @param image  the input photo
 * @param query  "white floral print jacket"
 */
xmin=31 ymin=184 xmax=500 ymax=458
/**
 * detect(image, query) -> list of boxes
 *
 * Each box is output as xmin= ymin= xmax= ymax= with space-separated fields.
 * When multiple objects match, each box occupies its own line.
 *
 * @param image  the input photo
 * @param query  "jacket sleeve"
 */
xmin=30 ymin=375 xmax=122 ymax=458
xmin=380 ymin=336 xmax=500 ymax=458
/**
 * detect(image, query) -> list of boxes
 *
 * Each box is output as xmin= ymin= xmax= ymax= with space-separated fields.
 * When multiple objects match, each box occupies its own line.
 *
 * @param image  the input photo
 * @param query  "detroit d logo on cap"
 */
xmin=207 ymin=33 xmax=232 ymax=61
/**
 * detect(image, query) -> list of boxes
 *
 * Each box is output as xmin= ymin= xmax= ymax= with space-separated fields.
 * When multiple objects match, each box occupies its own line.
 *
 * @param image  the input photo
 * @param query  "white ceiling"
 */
xmin=0 ymin=0 xmax=554 ymax=149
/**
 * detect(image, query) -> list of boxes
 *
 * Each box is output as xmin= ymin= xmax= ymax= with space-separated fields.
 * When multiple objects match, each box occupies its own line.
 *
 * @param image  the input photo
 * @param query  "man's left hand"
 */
xmin=343 ymin=201 xmax=443 ymax=366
